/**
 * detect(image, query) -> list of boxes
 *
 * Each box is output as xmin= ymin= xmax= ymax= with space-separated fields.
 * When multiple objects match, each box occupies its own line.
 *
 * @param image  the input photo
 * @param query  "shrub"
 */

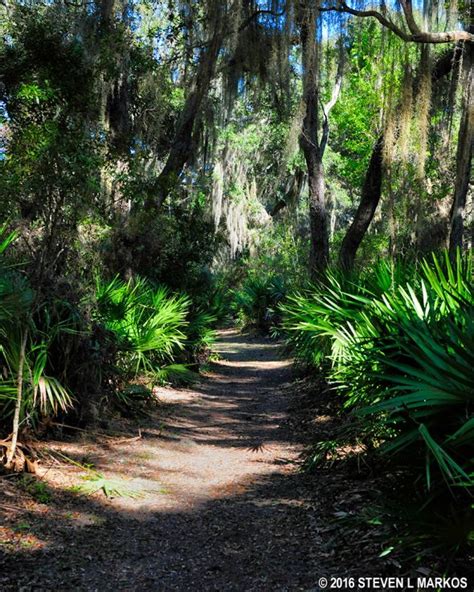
xmin=281 ymin=251 xmax=473 ymax=502
xmin=232 ymin=274 xmax=287 ymax=332
xmin=0 ymin=224 xmax=73 ymax=468
xmin=186 ymin=308 xmax=217 ymax=363
xmin=96 ymin=276 xmax=190 ymax=379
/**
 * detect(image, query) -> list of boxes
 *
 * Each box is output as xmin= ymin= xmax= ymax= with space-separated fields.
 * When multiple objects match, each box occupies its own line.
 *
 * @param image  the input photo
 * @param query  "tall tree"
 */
xmin=339 ymin=45 xmax=463 ymax=270
xmin=145 ymin=0 xmax=227 ymax=211
xmin=299 ymin=0 xmax=343 ymax=277
xmin=144 ymin=1 xmax=287 ymax=213
xmin=449 ymin=35 xmax=473 ymax=254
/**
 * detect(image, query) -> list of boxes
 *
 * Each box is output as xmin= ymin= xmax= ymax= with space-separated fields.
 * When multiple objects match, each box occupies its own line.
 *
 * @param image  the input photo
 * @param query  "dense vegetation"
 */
xmin=0 ymin=0 xmax=472 ymax=574
xmin=282 ymin=253 xmax=473 ymax=550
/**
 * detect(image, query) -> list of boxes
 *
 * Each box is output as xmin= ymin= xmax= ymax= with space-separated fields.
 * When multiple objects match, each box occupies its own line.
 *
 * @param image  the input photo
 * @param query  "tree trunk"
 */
xmin=307 ymin=156 xmax=329 ymax=275
xmin=339 ymin=136 xmax=383 ymax=270
xmin=5 ymin=331 xmax=28 ymax=469
xmin=449 ymin=39 xmax=473 ymax=254
xmin=338 ymin=46 xmax=462 ymax=271
xmin=299 ymin=0 xmax=328 ymax=278
xmin=146 ymin=27 xmax=224 ymax=212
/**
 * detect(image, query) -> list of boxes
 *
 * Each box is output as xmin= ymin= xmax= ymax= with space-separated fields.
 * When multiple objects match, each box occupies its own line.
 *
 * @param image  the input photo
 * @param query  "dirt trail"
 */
xmin=1 ymin=330 xmax=328 ymax=591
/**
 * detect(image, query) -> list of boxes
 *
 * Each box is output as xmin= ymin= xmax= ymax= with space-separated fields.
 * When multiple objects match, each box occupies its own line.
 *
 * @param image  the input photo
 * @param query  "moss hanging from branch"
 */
xmin=415 ymin=44 xmax=432 ymax=178
xmin=397 ymin=63 xmax=414 ymax=161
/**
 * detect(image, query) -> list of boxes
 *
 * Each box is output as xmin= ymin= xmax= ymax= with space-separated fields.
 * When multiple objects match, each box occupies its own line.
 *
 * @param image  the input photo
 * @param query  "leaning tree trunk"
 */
xmin=449 ymin=39 xmax=473 ymax=254
xmin=146 ymin=26 xmax=224 ymax=212
xmin=338 ymin=46 xmax=463 ymax=271
xmin=339 ymin=136 xmax=383 ymax=270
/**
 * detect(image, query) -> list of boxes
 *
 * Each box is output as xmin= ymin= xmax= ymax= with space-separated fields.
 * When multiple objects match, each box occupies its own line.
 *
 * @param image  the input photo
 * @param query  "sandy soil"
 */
xmin=0 ymin=330 xmax=328 ymax=591
xmin=1 ymin=329 xmax=464 ymax=591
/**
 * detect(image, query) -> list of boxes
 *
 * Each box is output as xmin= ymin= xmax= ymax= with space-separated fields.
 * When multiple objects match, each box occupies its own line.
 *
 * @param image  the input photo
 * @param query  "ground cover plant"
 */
xmin=281 ymin=251 xmax=473 ymax=552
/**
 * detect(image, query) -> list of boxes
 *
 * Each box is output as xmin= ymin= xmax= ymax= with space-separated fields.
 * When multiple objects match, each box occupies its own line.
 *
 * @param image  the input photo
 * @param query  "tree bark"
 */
xmin=146 ymin=19 xmax=225 ymax=211
xmin=306 ymin=156 xmax=329 ymax=275
xmin=449 ymin=39 xmax=473 ymax=254
xmin=339 ymin=136 xmax=383 ymax=270
xmin=299 ymin=0 xmax=329 ymax=278
xmin=339 ymin=46 xmax=462 ymax=270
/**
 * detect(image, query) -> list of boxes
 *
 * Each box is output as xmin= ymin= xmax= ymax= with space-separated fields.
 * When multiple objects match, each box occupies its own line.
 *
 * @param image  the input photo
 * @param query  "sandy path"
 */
xmin=1 ymin=330 xmax=325 ymax=591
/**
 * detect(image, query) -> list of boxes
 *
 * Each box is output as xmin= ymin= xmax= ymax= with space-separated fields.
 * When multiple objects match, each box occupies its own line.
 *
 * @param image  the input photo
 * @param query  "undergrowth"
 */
xmin=281 ymin=250 xmax=474 ymax=555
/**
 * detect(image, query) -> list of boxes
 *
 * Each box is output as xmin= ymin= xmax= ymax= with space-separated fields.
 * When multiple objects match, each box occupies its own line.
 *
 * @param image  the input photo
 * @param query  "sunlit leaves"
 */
xmin=96 ymin=276 xmax=190 ymax=378
xmin=0 ymin=225 xmax=72 ymax=420
xmin=281 ymin=252 xmax=473 ymax=491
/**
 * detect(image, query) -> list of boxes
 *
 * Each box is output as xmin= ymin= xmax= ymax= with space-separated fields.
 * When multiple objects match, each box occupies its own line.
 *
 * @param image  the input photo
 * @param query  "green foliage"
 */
xmin=17 ymin=474 xmax=52 ymax=504
xmin=225 ymin=224 xmax=306 ymax=333
xmin=74 ymin=473 xmax=144 ymax=499
xmin=0 ymin=225 xmax=72 ymax=426
xmin=1 ymin=5 xmax=101 ymax=227
xmin=186 ymin=308 xmax=217 ymax=357
xmin=96 ymin=276 xmax=190 ymax=379
xmin=330 ymin=21 xmax=384 ymax=188
xmin=102 ymin=207 xmax=219 ymax=295
xmin=282 ymin=252 xmax=474 ymax=495
xmin=60 ymin=451 xmax=145 ymax=499
xmin=232 ymin=274 xmax=287 ymax=332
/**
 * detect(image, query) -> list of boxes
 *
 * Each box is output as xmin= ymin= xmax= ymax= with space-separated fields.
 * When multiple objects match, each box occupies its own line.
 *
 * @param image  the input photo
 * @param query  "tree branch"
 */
xmin=320 ymin=1 xmax=473 ymax=43
xmin=320 ymin=56 xmax=344 ymax=156
xmin=238 ymin=8 xmax=286 ymax=32
xmin=399 ymin=0 xmax=421 ymax=34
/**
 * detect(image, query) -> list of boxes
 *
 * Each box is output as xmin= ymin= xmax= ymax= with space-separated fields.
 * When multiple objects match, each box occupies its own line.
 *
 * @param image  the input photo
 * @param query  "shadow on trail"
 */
xmin=0 ymin=465 xmax=324 ymax=591
xmin=0 ymin=330 xmax=331 ymax=591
